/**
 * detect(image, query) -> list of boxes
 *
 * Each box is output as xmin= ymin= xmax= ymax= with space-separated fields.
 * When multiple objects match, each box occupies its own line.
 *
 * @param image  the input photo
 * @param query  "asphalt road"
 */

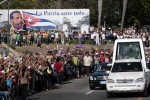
xmin=27 ymin=77 xmax=150 ymax=100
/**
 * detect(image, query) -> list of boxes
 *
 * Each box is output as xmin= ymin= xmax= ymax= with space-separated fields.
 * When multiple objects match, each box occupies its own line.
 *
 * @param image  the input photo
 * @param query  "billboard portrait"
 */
xmin=9 ymin=10 xmax=25 ymax=31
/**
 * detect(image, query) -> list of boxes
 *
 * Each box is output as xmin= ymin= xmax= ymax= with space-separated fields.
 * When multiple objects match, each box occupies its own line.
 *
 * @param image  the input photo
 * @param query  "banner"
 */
xmin=0 ymin=9 xmax=90 ymax=33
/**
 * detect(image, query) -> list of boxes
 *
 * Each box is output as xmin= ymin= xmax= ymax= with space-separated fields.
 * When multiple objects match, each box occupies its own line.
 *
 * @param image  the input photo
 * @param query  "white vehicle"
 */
xmin=106 ymin=38 xmax=150 ymax=97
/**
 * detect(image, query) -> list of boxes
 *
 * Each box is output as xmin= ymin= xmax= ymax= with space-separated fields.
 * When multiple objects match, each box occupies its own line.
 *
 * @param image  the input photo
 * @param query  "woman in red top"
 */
xmin=100 ymin=52 xmax=105 ymax=62
xmin=54 ymin=57 xmax=64 ymax=84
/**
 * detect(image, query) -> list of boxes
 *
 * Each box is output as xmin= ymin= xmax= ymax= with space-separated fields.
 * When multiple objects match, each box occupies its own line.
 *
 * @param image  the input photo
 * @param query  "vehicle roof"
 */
xmin=115 ymin=38 xmax=142 ymax=42
xmin=0 ymin=91 xmax=9 ymax=94
xmin=114 ymin=59 xmax=141 ymax=63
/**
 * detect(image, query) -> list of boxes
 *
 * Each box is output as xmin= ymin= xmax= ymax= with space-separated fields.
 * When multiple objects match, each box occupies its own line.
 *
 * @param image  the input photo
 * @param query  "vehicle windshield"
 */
xmin=96 ymin=63 xmax=111 ymax=71
xmin=111 ymin=62 xmax=143 ymax=72
xmin=116 ymin=42 xmax=142 ymax=60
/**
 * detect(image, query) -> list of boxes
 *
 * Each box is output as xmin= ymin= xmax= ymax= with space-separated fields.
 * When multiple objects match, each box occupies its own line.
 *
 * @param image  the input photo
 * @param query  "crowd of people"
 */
xmin=0 ymin=25 xmax=150 ymax=100
xmin=0 ymin=26 xmax=149 ymax=48
xmin=0 ymin=26 xmax=115 ymax=47
xmin=0 ymin=46 xmax=112 ymax=100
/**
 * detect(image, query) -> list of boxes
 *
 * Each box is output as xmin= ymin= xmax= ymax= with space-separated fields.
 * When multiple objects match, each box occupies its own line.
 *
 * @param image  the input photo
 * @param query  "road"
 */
xmin=27 ymin=77 xmax=150 ymax=100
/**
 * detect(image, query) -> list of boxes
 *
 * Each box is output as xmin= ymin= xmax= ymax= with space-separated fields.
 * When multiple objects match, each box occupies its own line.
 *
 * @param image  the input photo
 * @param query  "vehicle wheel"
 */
xmin=142 ymin=88 xmax=148 ymax=97
xmin=106 ymin=91 xmax=113 ymax=98
xmin=90 ymin=86 xmax=95 ymax=90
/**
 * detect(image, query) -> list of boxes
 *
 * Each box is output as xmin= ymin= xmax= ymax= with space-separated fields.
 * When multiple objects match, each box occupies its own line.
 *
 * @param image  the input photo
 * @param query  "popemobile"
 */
xmin=106 ymin=38 xmax=150 ymax=98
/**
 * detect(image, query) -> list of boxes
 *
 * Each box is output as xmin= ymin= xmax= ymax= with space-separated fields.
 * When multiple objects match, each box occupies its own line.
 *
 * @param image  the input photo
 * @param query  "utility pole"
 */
xmin=8 ymin=0 xmax=9 ymax=27
xmin=56 ymin=0 xmax=61 ymax=50
xmin=121 ymin=0 xmax=128 ymax=30
xmin=7 ymin=0 xmax=10 ymax=55
xmin=98 ymin=0 xmax=103 ymax=29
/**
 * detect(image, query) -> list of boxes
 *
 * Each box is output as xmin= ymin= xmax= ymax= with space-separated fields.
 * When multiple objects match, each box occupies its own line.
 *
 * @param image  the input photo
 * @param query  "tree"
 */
xmin=61 ymin=0 xmax=98 ymax=27
xmin=0 ymin=0 xmax=57 ymax=9
xmin=1 ymin=0 xmax=150 ymax=28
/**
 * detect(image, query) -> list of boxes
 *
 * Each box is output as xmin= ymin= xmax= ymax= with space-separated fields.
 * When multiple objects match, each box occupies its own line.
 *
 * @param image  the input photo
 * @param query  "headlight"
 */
xmin=107 ymin=79 xmax=115 ymax=83
xmin=90 ymin=76 xmax=94 ymax=80
xmin=135 ymin=78 xmax=144 ymax=83
xmin=94 ymin=77 xmax=97 ymax=80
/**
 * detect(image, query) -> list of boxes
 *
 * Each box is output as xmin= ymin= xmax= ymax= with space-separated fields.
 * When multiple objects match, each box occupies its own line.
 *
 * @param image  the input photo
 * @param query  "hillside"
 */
xmin=14 ymin=44 xmax=113 ymax=55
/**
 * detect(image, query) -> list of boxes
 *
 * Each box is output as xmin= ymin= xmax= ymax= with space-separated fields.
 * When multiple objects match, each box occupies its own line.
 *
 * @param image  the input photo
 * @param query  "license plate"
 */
xmin=100 ymin=81 xmax=106 ymax=84
xmin=119 ymin=88 xmax=130 ymax=91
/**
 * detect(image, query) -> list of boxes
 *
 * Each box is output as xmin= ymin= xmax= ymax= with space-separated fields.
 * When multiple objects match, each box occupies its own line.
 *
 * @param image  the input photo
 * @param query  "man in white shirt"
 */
xmin=95 ymin=31 xmax=100 ymax=45
xmin=101 ymin=32 xmax=106 ymax=45
xmin=83 ymin=53 xmax=93 ymax=76
xmin=54 ymin=31 xmax=59 ymax=44
xmin=91 ymin=31 xmax=95 ymax=45
xmin=64 ymin=30 xmax=69 ymax=44
xmin=50 ymin=30 xmax=55 ymax=44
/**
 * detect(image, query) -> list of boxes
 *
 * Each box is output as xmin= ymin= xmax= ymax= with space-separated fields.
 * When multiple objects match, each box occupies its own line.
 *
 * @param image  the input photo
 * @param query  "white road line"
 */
xmin=85 ymin=90 xmax=94 ymax=95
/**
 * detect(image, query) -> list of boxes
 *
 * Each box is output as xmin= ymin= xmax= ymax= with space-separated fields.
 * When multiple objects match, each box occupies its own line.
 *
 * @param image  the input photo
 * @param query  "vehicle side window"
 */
xmin=7 ymin=95 xmax=10 ymax=100
xmin=146 ymin=63 xmax=150 ymax=69
xmin=0 ymin=96 xmax=4 ymax=100
xmin=7 ymin=94 xmax=12 ymax=100
xmin=8 ymin=94 xmax=15 ymax=100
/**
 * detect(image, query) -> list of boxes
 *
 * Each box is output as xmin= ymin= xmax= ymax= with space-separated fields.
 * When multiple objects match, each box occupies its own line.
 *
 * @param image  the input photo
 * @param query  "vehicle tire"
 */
xmin=106 ymin=91 xmax=113 ymax=98
xmin=142 ymin=88 xmax=148 ymax=97
xmin=90 ymin=86 xmax=95 ymax=90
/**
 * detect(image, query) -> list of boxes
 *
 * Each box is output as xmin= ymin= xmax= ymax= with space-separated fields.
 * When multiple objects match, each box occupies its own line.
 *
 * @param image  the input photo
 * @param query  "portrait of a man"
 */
xmin=10 ymin=11 xmax=24 ymax=31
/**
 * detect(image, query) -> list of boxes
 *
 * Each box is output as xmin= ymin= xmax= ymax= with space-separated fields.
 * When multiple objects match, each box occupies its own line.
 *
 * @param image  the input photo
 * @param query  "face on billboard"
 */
xmin=10 ymin=11 xmax=24 ymax=31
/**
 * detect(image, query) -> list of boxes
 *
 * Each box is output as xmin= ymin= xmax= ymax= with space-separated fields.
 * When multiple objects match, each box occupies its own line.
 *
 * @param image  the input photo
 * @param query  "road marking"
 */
xmin=138 ymin=97 xmax=142 ymax=100
xmin=85 ymin=90 xmax=94 ymax=95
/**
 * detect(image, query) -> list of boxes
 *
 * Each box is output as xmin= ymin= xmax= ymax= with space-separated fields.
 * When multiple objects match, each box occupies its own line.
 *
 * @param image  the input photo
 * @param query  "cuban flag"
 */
xmin=22 ymin=11 xmax=57 ymax=30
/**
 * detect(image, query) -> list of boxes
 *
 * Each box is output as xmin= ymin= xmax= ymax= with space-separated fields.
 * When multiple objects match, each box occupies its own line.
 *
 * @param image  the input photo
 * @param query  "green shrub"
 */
xmin=107 ymin=40 xmax=113 ymax=44
xmin=7 ymin=44 xmax=16 ymax=50
xmin=70 ymin=40 xmax=78 ymax=44
xmin=22 ymin=50 xmax=32 ymax=54
xmin=85 ymin=40 xmax=91 ymax=44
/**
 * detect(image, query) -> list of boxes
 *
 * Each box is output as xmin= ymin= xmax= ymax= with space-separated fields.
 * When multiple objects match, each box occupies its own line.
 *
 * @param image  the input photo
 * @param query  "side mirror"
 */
xmin=105 ymin=71 xmax=110 ymax=74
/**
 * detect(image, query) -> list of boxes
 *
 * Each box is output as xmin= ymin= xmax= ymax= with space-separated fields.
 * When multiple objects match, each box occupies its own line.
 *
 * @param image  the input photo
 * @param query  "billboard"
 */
xmin=0 ymin=9 xmax=90 ymax=33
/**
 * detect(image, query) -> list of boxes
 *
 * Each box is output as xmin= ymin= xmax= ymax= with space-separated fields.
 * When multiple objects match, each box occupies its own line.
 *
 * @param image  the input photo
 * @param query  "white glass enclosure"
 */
xmin=116 ymin=42 xmax=142 ymax=60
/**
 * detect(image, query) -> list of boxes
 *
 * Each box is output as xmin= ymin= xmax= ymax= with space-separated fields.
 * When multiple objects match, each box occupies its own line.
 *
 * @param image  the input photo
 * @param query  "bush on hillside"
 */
xmin=70 ymin=40 xmax=78 ymax=44
xmin=22 ymin=50 xmax=33 ymax=54
xmin=84 ymin=40 xmax=91 ymax=44
xmin=107 ymin=40 xmax=113 ymax=44
xmin=7 ymin=44 xmax=16 ymax=50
